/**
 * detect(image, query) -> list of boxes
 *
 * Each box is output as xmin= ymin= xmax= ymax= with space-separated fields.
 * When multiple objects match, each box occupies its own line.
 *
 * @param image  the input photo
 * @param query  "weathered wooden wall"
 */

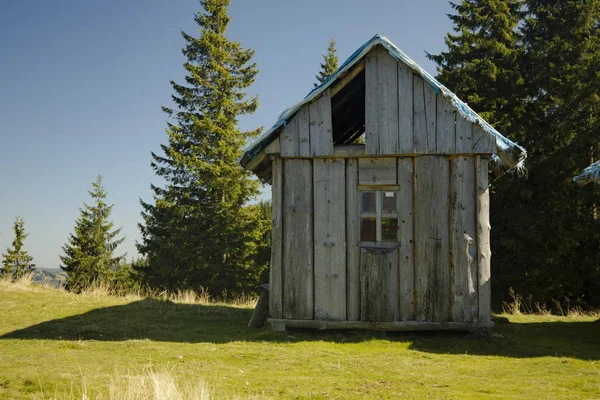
xmin=269 ymin=44 xmax=498 ymax=326
xmin=365 ymin=44 xmax=497 ymax=156
xmin=272 ymin=154 xmax=492 ymax=323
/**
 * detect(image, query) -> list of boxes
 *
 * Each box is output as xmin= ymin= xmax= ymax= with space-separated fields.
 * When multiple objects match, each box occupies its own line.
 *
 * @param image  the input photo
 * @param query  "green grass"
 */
xmin=0 ymin=281 xmax=599 ymax=399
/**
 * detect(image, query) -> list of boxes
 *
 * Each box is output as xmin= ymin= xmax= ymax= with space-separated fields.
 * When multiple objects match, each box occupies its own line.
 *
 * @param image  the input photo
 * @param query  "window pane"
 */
xmin=361 ymin=191 xmax=376 ymax=213
xmin=382 ymin=191 xmax=398 ymax=214
xmin=382 ymin=218 xmax=399 ymax=242
xmin=360 ymin=218 xmax=376 ymax=242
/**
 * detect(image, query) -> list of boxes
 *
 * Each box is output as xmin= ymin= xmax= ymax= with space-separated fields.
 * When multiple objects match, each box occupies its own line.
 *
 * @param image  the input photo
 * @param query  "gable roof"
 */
xmin=239 ymin=34 xmax=527 ymax=172
xmin=574 ymin=161 xmax=600 ymax=186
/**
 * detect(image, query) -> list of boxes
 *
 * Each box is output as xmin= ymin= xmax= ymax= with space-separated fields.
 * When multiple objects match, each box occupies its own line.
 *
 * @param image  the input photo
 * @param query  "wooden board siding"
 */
xmin=450 ymin=156 xmax=477 ymax=322
xmin=472 ymin=124 xmax=496 ymax=154
xmin=282 ymin=159 xmax=314 ymax=320
xmin=314 ymin=158 xmax=346 ymax=320
xmin=436 ymin=95 xmax=456 ymax=154
xmin=365 ymin=47 xmax=379 ymax=155
xmin=309 ymin=89 xmax=333 ymax=157
xmin=413 ymin=76 xmax=437 ymax=153
xmin=397 ymin=62 xmax=414 ymax=154
xmin=414 ymin=156 xmax=450 ymax=322
xmin=377 ymin=46 xmax=399 ymax=155
xmin=358 ymin=158 xmax=397 ymax=185
xmin=298 ymin=106 xmax=311 ymax=157
xmin=397 ymin=157 xmax=415 ymax=321
xmin=281 ymin=113 xmax=299 ymax=157
xmin=269 ymin=157 xmax=283 ymax=319
xmin=455 ymin=115 xmax=473 ymax=154
xmin=360 ymin=248 xmax=399 ymax=322
xmin=477 ymin=156 xmax=492 ymax=322
xmin=346 ymin=158 xmax=361 ymax=321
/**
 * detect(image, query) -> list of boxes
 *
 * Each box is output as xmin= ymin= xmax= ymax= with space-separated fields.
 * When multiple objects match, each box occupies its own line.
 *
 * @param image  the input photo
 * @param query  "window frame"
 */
xmin=358 ymin=185 xmax=400 ymax=249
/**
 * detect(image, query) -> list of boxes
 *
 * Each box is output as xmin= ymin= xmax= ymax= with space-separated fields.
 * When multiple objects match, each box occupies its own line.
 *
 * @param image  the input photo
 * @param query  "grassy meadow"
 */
xmin=0 ymin=277 xmax=599 ymax=399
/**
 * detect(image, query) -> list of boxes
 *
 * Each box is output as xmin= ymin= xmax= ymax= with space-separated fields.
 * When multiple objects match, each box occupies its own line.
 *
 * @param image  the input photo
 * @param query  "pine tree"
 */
xmin=1 ymin=216 xmax=35 ymax=279
xmin=60 ymin=176 xmax=125 ymax=292
xmin=490 ymin=0 xmax=600 ymax=307
xmin=427 ymin=0 xmax=525 ymax=134
xmin=314 ymin=38 xmax=339 ymax=88
xmin=137 ymin=0 xmax=265 ymax=296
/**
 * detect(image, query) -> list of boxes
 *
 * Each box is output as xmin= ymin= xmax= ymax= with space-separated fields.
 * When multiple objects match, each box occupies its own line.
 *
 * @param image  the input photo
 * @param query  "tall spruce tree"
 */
xmin=1 ymin=216 xmax=35 ymax=279
xmin=491 ymin=0 xmax=600 ymax=307
xmin=137 ymin=0 xmax=266 ymax=296
xmin=314 ymin=38 xmax=339 ymax=88
xmin=427 ymin=0 xmax=525 ymax=133
xmin=60 ymin=176 xmax=125 ymax=292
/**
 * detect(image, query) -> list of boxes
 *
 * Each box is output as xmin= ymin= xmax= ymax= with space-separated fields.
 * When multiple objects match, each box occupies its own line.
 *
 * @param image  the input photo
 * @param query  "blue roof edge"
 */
xmin=240 ymin=34 xmax=527 ymax=171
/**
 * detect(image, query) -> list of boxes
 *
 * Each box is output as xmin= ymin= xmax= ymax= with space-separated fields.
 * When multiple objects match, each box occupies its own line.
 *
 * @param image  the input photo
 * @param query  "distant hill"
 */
xmin=33 ymin=268 xmax=66 ymax=288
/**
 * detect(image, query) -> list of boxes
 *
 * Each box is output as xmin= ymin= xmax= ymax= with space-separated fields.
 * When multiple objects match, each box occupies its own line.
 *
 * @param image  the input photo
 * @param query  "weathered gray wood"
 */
xmin=397 ymin=61 xmax=414 ymax=154
xmin=298 ymin=106 xmax=311 ymax=157
xmin=436 ymin=94 xmax=456 ymax=154
xmin=365 ymin=48 xmax=379 ymax=155
xmin=477 ymin=156 xmax=491 ymax=322
xmin=282 ymin=159 xmax=313 ymax=320
xmin=313 ymin=158 xmax=346 ymax=320
xmin=268 ymin=318 xmax=494 ymax=332
xmin=455 ymin=115 xmax=473 ymax=154
xmin=346 ymin=158 xmax=360 ymax=321
xmin=377 ymin=46 xmax=399 ymax=154
xmin=331 ymin=60 xmax=365 ymax=97
xmin=360 ymin=248 xmax=399 ymax=322
xmin=358 ymin=157 xmax=397 ymax=185
xmin=281 ymin=114 xmax=299 ymax=157
xmin=397 ymin=157 xmax=415 ymax=321
xmin=269 ymin=157 xmax=283 ymax=319
xmin=265 ymin=137 xmax=280 ymax=155
xmin=333 ymin=144 xmax=366 ymax=158
xmin=472 ymin=124 xmax=496 ymax=154
xmin=414 ymin=156 xmax=450 ymax=322
xmin=413 ymin=76 xmax=437 ymax=153
xmin=450 ymin=156 xmax=477 ymax=322
xmin=309 ymin=89 xmax=333 ymax=157
xmin=248 ymin=288 xmax=269 ymax=328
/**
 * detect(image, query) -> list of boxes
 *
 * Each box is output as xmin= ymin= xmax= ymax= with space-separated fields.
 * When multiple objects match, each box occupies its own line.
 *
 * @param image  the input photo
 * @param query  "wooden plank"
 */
xmin=472 ymin=124 xmax=496 ymax=154
xmin=269 ymin=157 xmax=283 ymax=319
xmin=436 ymin=94 xmax=456 ymax=154
xmin=280 ymin=114 xmax=299 ymax=157
xmin=413 ymin=77 xmax=437 ymax=153
xmin=358 ymin=157 xmax=397 ymax=185
xmin=450 ymin=156 xmax=477 ymax=322
xmin=397 ymin=157 xmax=414 ymax=321
xmin=265 ymin=138 xmax=280 ymax=155
xmin=331 ymin=60 xmax=365 ymax=97
xmin=309 ymin=89 xmax=333 ymax=157
xmin=365 ymin=48 xmax=379 ymax=155
xmin=414 ymin=156 xmax=450 ymax=322
xmin=333 ymin=144 xmax=366 ymax=158
xmin=313 ymin=158 xmax=346 ymax=320
xmin=298 ymin=106 xmax=311 ymax=157
xmin=455 ymin=115 xmax=473 ymax=154
xmin=476 ymin=156 xmax=491 ymax=322
xmin=346 ymin=159 xmax=360 ymax=321
xmin=360 ymin=248 xmax=399 ymax=322
xmin=282 ymin=159 xmax=314 ymax=320
xmin=268 ymin=318 xmax=494 ymax=332
xmin=397 ymin=61 xmax=414 ymax=154
xmin=377 ymin=46 xmax=399 ymax=154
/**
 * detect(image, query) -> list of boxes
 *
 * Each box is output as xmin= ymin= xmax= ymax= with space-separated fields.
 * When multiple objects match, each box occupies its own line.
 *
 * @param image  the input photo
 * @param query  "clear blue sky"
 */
xmin=0 ymin=0 xmax=454 ymax=269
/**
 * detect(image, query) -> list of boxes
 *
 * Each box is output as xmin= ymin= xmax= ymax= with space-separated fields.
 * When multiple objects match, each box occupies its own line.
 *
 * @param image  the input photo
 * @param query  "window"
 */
xmin=359 ymin=187 xmax=400 ymax=247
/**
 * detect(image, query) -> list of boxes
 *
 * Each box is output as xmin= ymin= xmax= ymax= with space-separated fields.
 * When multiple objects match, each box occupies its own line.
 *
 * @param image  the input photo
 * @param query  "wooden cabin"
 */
xmin=239 ymin=35 xmax=527 ymax=332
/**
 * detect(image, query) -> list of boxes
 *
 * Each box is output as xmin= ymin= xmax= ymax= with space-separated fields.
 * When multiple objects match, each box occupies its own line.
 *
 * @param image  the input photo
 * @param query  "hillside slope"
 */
xmin=0 ymin=281 xmax=598 ymax=399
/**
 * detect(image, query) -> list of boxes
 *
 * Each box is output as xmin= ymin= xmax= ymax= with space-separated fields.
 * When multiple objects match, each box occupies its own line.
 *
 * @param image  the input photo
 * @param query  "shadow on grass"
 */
xmin=2 ymin=298 xmax=598 ymax=360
